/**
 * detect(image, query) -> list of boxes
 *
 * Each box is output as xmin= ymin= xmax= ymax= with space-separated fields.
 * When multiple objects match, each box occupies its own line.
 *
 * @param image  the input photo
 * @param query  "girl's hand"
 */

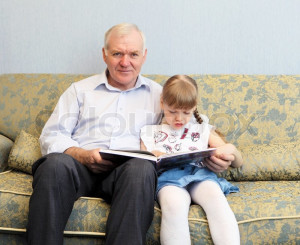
xmin=151 ymin=150 xmax=165 ymax=157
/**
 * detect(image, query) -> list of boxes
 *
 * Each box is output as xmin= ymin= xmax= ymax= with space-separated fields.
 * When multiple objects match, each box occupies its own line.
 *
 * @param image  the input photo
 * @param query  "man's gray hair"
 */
xmin=104 ymin=23 xmax=146 ymax=56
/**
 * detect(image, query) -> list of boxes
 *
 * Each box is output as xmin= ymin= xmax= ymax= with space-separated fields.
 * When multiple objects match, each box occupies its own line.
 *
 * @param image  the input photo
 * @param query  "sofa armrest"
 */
xmin=219 ymin=141 xmax=300 ymax=181
xmin=0 ymin=134 xmax=14 ymax=172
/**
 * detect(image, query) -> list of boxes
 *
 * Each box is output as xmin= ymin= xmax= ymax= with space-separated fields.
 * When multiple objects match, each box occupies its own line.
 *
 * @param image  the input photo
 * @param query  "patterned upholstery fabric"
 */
xmin=0 ymin=74 xmax=300 ymax=244
xmin=219 ymin=140 xmax=300 ymax=181
xmin=0 ymin=74 xmax=89 ymax=140
xmin=0 ymin=135 xmax=13 ymax=171
xmin=8 ymin=130 xmax=42 ymax=174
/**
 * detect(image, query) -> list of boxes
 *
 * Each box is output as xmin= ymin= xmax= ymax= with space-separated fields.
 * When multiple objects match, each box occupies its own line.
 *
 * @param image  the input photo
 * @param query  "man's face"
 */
xmin=102 ymin=30 xmax=147 ymax=90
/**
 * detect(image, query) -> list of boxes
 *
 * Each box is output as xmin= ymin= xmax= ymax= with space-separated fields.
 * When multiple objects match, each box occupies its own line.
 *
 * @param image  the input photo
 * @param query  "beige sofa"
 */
xmin=0 ymin=74 xmax=299 ymax=244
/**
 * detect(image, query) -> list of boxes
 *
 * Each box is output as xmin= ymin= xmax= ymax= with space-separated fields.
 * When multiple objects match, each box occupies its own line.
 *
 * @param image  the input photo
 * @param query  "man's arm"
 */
xmin=39 ymin=85 xmax=80 ymax=155
xmin=40 ymin=85 xmax=116 ymax=173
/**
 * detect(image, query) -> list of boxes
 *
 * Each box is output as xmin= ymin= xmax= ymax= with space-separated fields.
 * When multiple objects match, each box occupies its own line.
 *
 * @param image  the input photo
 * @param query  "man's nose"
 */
xmin=120 ymin=55 xmax=130 ymax=66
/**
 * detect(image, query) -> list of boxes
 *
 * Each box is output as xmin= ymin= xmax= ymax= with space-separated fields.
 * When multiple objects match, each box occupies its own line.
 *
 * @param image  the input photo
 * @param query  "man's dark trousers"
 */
xmin=26 ymin=153 xmax=157 ymax=245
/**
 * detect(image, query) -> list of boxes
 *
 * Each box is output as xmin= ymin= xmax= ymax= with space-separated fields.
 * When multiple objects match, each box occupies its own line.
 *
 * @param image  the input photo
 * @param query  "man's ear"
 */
xmin=142 ymin=49 xmax=148 ymax=64
xmin=102 ymin=48 xmax=107 ymax=63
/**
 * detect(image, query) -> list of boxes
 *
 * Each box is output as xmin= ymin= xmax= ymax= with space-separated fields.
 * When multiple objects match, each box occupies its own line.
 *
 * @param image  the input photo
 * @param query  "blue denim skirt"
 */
xmin=157 ymin=164 xmax=239 ymax=196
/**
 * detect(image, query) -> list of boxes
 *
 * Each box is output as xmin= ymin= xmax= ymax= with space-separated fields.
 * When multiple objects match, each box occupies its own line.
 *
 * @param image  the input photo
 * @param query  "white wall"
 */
xmin=1 ymin=0 xmax=300 ymax=75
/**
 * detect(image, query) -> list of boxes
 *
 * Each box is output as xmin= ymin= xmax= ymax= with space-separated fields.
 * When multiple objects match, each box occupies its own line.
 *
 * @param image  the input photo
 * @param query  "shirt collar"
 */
xmin=94 ymin=69 xmax=151 ymax=91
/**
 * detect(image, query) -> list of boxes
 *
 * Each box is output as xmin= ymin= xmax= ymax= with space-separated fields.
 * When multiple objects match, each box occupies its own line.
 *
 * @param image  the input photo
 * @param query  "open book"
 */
xmin=99 ymin=148 xmax=216 ymax=172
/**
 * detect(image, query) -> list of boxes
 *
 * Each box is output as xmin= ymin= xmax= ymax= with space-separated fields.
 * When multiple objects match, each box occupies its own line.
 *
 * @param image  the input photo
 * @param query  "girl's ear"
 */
xmin=160 ymin=97 xmax=164 ymax=109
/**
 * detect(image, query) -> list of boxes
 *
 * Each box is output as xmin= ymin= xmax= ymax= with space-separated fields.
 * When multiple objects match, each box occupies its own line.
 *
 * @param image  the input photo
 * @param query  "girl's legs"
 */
xmin=157 ymin=186 xmax=191 ymax=245
xmin=189 ymin=181 xmax=240 ymax=245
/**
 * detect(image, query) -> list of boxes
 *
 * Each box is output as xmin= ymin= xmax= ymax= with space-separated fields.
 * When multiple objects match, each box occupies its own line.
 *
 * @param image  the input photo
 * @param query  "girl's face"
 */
xmin=161 ymin=102 xmax=195 ymax=130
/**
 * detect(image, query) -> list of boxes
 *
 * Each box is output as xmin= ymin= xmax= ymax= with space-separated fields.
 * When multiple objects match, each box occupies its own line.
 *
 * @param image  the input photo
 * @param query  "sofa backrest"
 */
xmin=0 ymin=74 xmax=90 ymax=140
xmin=1 ymin=74 xmax=300 ymax=148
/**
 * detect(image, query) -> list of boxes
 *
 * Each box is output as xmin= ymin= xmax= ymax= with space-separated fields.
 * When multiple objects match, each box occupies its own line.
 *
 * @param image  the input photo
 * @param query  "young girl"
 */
xmin=140 ymin=75 xmax=243 ymax=245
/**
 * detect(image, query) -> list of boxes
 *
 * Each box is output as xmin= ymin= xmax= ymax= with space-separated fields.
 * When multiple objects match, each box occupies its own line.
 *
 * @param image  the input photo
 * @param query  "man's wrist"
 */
xmin=64 ymin=146 xmax=77 ymax=154
xmin=64 ymin=146 xmax=82 ymax=159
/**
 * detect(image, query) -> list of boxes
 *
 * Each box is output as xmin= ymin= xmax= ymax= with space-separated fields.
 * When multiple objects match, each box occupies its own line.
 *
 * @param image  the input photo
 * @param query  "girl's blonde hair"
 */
xmin=162 ymin=75 xmax=226 ymax=140
xmin=162 ymin=75 xmax=203 ymax=124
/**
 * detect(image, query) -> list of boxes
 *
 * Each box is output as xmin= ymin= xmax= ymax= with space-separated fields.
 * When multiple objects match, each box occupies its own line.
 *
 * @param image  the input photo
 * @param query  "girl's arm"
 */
xmin=140 ymin=140 xmax=147 ymax=151
xmin=140 ymin=139 xmax=165 ymax=157
xmin=206 ymin=129 xmax=243 ymax=172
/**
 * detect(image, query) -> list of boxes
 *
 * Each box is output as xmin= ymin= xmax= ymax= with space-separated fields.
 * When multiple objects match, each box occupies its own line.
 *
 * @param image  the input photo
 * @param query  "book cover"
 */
xmin=99 ymin=148 xmax=216 ymax=172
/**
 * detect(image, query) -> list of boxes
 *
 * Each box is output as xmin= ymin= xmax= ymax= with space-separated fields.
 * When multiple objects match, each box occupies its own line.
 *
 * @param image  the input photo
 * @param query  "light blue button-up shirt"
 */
xmin=40 ymin=71 xmax=162 ymax=155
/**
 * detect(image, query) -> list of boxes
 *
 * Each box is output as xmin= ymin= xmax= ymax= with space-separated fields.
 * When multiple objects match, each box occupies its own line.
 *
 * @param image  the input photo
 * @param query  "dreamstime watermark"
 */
xmin=35 ymin=109 xmax=256 ymax=140
xmin=209 ymin=112 xmax=256 ymax=139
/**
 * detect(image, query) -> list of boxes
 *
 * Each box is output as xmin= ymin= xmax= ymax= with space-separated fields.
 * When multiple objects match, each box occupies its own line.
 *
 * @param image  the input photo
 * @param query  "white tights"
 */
xmin=157 ymin=181 xmax=240 ymax=245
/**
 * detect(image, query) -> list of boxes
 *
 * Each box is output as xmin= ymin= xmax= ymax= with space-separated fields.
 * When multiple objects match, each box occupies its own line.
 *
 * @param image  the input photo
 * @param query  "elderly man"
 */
xmin=26 ymin=23 xmax=162 ymax=245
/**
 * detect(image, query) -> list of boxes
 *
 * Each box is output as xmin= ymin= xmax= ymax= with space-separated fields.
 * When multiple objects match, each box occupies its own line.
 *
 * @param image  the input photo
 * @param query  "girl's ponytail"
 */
xmin=193 ymin=108 xmax=203 ymax=124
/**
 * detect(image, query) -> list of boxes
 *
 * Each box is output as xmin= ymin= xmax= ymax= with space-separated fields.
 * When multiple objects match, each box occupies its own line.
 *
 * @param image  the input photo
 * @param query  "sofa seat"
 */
xmin=0 ymin=170 xmax=299 ymax=244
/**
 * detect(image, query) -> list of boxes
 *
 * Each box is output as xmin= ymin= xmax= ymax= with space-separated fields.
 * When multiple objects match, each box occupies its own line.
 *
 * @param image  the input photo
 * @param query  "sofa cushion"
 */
xmin=0 ymin=135 xmax=14 ymax=172
xmin=8 ymin=130 xmax=41 ymax=174
xmin=219 ymin=140 xmax=300 ymax=181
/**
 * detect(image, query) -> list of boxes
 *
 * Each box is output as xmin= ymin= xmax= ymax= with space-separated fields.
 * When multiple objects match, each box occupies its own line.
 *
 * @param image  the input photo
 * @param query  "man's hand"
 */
xmin=64 ymin=147 xmax=117 ymax=173
xmin=203 ymin=143 xmax=243 ymax=172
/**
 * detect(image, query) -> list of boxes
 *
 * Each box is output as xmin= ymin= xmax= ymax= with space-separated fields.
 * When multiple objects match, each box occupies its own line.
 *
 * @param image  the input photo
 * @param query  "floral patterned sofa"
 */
xmin=0 ymin=74 xmax=299 ymax=245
